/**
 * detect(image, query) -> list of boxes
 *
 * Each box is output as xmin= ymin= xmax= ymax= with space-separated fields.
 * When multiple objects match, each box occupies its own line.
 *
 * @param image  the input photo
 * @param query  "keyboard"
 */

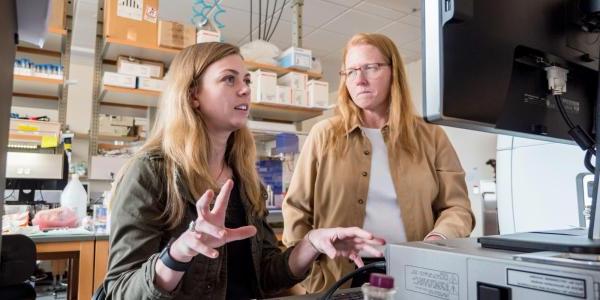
xmin=331 ymin=290 xmax=363 ymax=300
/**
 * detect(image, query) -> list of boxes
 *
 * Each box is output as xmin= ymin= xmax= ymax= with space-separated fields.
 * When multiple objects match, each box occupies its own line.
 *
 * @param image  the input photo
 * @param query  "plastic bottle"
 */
xmin=361 ymin=273 xmax=396 ymax=300
xmin=60 ymin=173 xmax=88 ymax=224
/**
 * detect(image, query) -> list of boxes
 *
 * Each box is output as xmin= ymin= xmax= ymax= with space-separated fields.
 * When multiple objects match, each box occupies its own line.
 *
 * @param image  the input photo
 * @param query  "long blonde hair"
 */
xmin=113 ymin=42 xmax=264 ymax=229
xmin=328 ymin=33 xmax=418 ymax=157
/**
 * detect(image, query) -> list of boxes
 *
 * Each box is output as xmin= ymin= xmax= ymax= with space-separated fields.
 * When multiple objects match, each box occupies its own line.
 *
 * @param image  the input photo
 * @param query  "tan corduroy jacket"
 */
xmin=282 ymin=116 xmax=475 ymax=293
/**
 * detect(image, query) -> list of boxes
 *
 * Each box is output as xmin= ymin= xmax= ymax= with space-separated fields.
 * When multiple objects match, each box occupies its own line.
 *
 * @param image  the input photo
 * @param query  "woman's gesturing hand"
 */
xmin=306 ymin=227 xmax=386 ymax=267
xmin=170 ymin=179 xmax=257 ymax=262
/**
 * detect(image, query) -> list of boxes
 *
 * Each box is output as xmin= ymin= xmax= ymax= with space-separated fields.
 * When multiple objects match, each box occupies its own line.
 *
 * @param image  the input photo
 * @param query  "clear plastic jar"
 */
xmin=361 ymin=273 xmax=396 ymax=300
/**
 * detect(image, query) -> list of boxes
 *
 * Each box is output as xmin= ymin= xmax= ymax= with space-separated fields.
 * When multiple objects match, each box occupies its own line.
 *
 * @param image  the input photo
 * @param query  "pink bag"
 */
xmin=32 ymin=207 xmax=79 ymax=230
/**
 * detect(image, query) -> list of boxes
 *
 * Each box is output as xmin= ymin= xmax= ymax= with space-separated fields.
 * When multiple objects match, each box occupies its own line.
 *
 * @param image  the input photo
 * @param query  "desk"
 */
xmin=32 ymin=234 xmax=95 ymax=300
xmin=31 ymin=233 xmax=109 ymax=300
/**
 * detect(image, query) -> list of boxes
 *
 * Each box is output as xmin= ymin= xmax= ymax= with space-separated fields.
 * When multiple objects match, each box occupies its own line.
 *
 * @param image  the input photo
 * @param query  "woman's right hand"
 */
xmin=169 ymin=179 xmax=257 ymax=262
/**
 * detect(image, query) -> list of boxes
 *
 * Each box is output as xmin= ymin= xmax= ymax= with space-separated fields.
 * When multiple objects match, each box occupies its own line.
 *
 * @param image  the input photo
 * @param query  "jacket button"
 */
xmin=361 ymin=171 xmax=368 ymax=177
xmin=358 ymin=199 xmax=364 ymax=204
xmin=364 ymin=150 xmax=370 ymax=155
xmin=207 ymin=284 xmax=212 ymax=290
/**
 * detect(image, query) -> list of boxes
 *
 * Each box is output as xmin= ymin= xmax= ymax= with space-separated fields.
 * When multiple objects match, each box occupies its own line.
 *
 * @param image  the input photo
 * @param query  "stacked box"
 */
xmin=277 ymin=47 xmax=312 ymax=70
xmin=307 ymin=80 xmax=329 ymax=108
xmin=250 ymin=70 xmax=277 ymax=103
xmin=158 ymin=20 xmax=196 ymax=49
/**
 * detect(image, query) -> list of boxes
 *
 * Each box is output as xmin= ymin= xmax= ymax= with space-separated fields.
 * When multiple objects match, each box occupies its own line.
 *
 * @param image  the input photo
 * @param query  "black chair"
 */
xmin=0 ymin=234 xmax=37 ymax=300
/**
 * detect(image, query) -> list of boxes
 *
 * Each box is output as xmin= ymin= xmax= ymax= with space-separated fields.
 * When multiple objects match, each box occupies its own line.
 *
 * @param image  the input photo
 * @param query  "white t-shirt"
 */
xmin=360 ymin=127 xmax=407 ymax=255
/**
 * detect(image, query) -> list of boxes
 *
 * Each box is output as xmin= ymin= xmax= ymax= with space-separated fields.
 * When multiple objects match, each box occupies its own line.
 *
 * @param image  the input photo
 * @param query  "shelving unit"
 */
xmin=102 ymin=37 xmax=179 ymax=66
xmin=245 ymin=60 xmax=322 ymax=79
xmin=13 ymin=75 xmax=63 ymax=100
xmin=99 ymin=85 xmax=160 ymax=107
xmin=251 ymin=102 xmax=326 ymax=123
xmin=8 ymin=119 xmax=61 ymax=145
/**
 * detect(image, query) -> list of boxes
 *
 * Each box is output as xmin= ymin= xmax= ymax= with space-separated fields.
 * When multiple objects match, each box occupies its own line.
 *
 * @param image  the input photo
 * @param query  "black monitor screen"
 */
xmin=423 ymin=0 xmax=599 ymax=144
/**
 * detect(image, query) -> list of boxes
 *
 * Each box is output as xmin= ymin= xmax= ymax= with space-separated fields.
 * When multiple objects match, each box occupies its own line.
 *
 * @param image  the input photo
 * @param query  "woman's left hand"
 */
xmin=306 ymin=227 xmax=386 ymax=267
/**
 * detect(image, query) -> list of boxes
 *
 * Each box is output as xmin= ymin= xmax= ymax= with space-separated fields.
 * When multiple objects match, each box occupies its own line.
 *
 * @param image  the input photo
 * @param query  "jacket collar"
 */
xmin=344 ymin=116 xmax=390 ymax=135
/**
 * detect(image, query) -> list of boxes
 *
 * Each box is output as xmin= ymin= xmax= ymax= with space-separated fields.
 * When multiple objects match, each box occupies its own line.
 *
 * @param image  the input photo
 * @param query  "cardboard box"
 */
xmin=138 ymin=77 xmax=166 ymax=92
xmin=196 ymin=30 xmax=221 ymax=43
xmin=250 ymin=70 xmax=277 ymax=103
xmin=90 ymin=156 xmax=129 ymax=180
xmin=140 ymin=60 xmax=164 ymax=78
xmin=103 ymin=0 xmax=159 ymax=47
xmin=103 ymin=72 xmax=136 ymax=88
xmin=291 ymin=89 xmax=307 ymax=106
xmin=277 ymin=72 xmax=308 ymax=90
xmin=277 ymin=47 xmax=312 ymax=70
xmin=117 ymin=56 xmax=164 ymax=79
xmin=276 ymin=85 xmax=292 ymax=104
xmin=49 ymin=0 xmax=64 ymax=30
xmin=158 ymin=20 xmax=196 ymax=50
xmin=307 ymin=80 xmax=329 ymax=107
xmin=99 ymin=114 xmax=134 ymax=127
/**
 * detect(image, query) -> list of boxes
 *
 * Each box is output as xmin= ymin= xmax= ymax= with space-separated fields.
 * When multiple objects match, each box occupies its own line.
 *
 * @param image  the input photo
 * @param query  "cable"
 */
xmin=268 ymin=0 xmax=287 ymax=41
xmin=553 ymin=94 xmax=595 ymax=173
xmin=259 ymin=0 xmax=262 ymax=39
xmin=250 ymin=0 xmax=253 ymax=41
xmin=554 ymin=95 xmax=575 ymax=129
xmin=265 ymin=0 xmax=277 ymax=41
xmin=587 ymin=40 xmax=600 ymax=239
xmin=4 ymin=189 xmax=15 ymax=200
xmin=320 ymin=261 xmax=386 ymax=300
xmin=264 ymin=0 xmax=270 ymax=41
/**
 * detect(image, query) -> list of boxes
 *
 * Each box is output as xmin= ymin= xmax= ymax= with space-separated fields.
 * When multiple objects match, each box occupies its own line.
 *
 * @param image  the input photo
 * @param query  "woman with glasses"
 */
xmin=282 ymin=33 xmax=475 ymax=292
xmin=103 ymin=42 xmax=385 ymax=300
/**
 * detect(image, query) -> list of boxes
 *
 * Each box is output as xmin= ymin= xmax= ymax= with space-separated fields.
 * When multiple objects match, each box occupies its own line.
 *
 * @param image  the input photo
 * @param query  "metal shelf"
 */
xmin=99 ymin=85 xmax=160 ymax=107
xmin=245 ymin=60 xmax=322 ymax=79
xmin=13 ymin=75 xmax=63 ymax=100
xmin=250 ymin=102 xmax=326 ymax=123
xmin=102 ymin=37 xmax=179 ymax=66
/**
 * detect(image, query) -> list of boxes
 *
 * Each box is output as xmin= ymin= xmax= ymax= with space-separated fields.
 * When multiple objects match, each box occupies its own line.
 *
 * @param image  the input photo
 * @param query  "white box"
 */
xmin=250 ymin=70 xmax=277 ymax=102
xmin=277 ymin=72 xmax=308 ymax=90
xmin=277 ymin=47 xmax=312 ymax=70
xmin=90 ymin=156 xmax=129 ymax=180
xmin=276 ymin=85 xmax=292 ymax=104
xmin=103 ymin=72 xmax=136 ymax=88
xmin=117 ymin=56 xmax=165 ymax=79
xmin=196 ymin=30 xmax=221 ymax=43
xmin=291 ymin=89 xmax=307 ymax=106
xmin=307 ymin=80 xmax=329 ymax=108
xmin=110 ymin=115 xmax=134 ymax=127
xmin=138 ymin=77 xmax=166 ymax=92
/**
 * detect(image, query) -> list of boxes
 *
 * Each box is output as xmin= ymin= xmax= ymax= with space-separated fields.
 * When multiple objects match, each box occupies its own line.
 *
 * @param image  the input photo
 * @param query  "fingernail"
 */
xmin=219 ymin=230 xmax=226 ymax=238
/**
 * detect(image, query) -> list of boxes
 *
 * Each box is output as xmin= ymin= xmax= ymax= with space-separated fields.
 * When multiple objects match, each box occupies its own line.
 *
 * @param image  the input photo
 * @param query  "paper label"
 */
xmin=117 ymin=0 xmax=143 ymax=21
xmin=405 ymin=265 xmax=459 ymax=300
xmin=507 ymin=269 xmax=586 ymax=298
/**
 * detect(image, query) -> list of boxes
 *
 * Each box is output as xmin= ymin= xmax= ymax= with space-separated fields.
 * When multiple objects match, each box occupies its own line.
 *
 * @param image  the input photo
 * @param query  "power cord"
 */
xmin=319 ymin=261 xmax=386 ymax=300
xmin=546 ymin=66 xmax=596 ymax=173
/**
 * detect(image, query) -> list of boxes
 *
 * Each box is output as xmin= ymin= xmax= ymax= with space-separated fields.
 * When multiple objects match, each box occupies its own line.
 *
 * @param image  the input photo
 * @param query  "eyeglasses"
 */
xmin=339 ymin=63 xmax=389 ymax=81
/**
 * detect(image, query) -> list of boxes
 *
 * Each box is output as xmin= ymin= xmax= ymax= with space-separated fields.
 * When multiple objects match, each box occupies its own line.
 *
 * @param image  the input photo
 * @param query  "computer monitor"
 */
xmin=423 ymin=0 xmax=600 ymax=252
xmin=423 ymin=0 xmax=598 ymax=144
xmin=4 ymin=152 xmax=68 ymax=205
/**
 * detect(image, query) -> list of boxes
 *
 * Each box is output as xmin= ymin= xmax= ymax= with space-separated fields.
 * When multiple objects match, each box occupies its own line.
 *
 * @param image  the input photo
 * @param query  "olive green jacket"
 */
xmin=105 ymin=151 xmax=305 ymax=300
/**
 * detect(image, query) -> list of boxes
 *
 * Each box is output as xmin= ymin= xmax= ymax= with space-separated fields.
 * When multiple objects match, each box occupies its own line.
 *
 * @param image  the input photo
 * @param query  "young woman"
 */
xmin=104 ymin=42 xmax=384 ymax=300
xmin=283 ymin=33 xmax=475 ymax=292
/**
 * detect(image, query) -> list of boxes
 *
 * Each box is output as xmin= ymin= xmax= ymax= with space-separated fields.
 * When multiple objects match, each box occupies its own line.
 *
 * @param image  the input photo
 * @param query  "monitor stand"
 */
xmin=478 ymin=228 xmax=600 ymax=254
